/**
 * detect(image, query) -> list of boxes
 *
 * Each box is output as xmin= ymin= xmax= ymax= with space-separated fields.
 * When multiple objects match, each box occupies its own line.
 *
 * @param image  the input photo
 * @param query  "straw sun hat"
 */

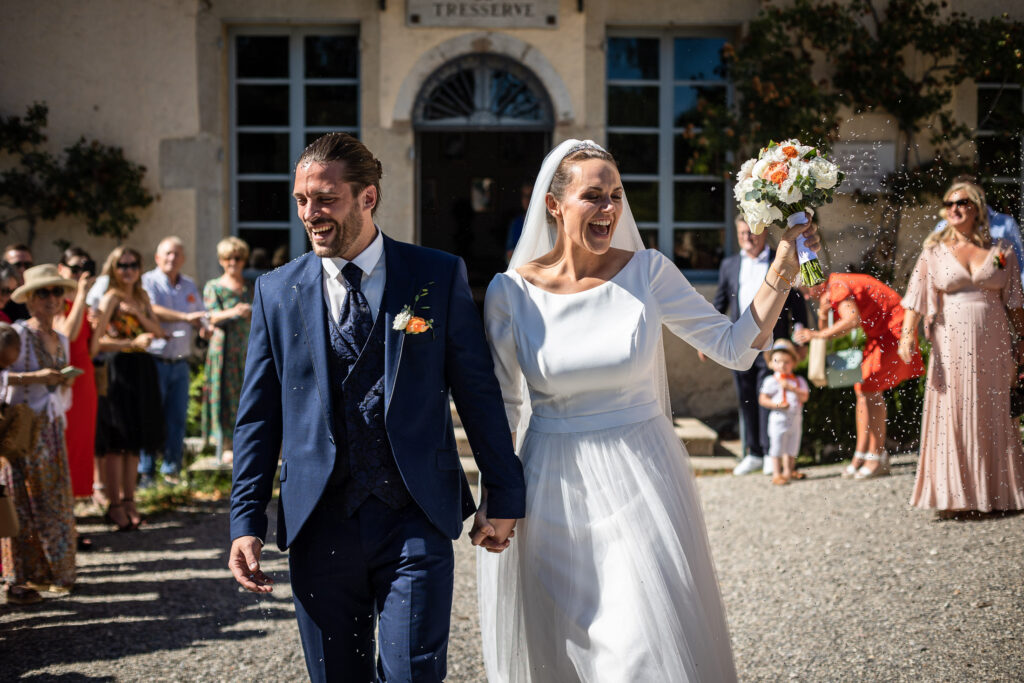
xmin=12 ymin=264 xmax=78 ymax=304
xmin=763 ymin=338 xmax=799 ymax=365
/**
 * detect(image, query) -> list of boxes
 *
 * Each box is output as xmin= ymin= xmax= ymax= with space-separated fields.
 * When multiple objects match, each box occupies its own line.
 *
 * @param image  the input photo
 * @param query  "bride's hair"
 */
xmin=546 ymin=145 xmax=617 ymax=224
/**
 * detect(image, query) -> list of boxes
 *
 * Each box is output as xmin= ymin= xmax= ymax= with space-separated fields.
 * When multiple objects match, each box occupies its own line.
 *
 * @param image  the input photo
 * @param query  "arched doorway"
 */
xmin=414 ymin=54 xmax=553 ymax=302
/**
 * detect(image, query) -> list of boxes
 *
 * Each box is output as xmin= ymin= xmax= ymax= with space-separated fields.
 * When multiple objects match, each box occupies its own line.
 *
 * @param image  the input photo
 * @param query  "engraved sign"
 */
xmin=832 ymin=141 xmax=896 ymax=194
xmin=407 ymin=0 xmax=559 ymax=29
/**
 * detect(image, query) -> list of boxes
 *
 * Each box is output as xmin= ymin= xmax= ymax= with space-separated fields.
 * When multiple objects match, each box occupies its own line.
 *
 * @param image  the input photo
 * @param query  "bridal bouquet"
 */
xmin=734 ymin=140 xmax=844 ymax=286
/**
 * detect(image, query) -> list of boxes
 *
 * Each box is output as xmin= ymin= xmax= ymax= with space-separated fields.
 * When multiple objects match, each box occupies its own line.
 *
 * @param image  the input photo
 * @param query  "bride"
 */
xmin=473 ymin=140 xmax=819 ymax=681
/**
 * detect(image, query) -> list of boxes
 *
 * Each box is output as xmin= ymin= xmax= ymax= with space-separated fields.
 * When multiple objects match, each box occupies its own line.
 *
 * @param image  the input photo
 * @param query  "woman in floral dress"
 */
xmin=1 ymin=265 xmax=79 ymax=602
xmin=201 ymin=237 xmax=252 ymax=462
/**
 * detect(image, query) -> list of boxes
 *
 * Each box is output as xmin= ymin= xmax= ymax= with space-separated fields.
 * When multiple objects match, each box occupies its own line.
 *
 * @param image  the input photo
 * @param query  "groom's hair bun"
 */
xmin=297 ymin=133 xmax=384 ymax=215
xmin=546 ymin=146 xmax=617 ymax=225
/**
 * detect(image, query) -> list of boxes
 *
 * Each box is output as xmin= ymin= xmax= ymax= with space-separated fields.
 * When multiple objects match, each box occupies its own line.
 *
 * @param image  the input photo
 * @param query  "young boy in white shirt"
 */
xmin=759 ymin=339 xmax=810 ymax=485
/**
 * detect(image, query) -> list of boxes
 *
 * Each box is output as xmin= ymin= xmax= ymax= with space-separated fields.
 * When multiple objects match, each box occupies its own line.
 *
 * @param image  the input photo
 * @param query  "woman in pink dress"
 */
xmin=898 ymin=181 xmax=1024 ymax=515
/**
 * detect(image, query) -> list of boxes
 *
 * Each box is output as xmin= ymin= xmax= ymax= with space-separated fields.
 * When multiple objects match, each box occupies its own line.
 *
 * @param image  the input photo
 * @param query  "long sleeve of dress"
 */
xmin=483 ymin=274 xmax=523 ymax=432
xmin=647 ymin=250 xmax=766 ymax=370
xmin=901 ymin=249 xmax=931 ymax=317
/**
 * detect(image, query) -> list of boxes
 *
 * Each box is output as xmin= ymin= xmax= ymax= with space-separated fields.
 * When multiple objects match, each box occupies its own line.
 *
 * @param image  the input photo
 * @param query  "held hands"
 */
xmin=229 ymin=535 xmax=274 ymax=593
xmin=469 ymin=501 xmax=516 ymax=553
xmin=772 ymin=213 xmax=821 ymax=278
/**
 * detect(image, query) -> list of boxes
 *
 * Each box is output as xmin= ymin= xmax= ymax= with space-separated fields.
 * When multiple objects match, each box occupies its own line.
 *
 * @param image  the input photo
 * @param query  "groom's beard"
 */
xmin=305 ymin=201 xmax=365 ymax=258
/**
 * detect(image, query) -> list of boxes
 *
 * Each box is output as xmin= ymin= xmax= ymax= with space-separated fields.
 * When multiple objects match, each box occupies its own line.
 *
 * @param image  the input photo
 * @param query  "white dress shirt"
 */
xmin=322 ymin=229 xmax=386 ymax=325
xmin=737 ymin=246 xmax=770 ymax=314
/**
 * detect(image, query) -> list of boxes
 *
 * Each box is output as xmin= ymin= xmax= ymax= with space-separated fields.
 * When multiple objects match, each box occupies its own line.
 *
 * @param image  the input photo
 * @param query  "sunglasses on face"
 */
xmin=68 ymin=264 xmax=90 ymax=275
xmin=11 ymin=261 xmax=32 ymax=270
xmin=116 ymin=261 xmax=140 ymax=271
xmin=943 ymin=199 xmax=974 ymax=209
xmin=0 ymin=287 xmax=13 ymax=297
xmin=32 ymin=287 xmax=65 ymax=300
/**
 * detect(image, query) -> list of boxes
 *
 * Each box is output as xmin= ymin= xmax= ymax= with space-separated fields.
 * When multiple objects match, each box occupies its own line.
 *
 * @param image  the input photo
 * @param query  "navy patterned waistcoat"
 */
xmin=325 ymin=293 xmax=412 ymax=516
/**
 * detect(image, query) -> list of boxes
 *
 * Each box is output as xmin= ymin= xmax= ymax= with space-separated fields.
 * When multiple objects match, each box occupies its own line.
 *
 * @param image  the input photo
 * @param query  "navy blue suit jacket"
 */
xmin=229 ymin=235 xmax=527 ymax=550
xmin=712 ymin=249 xmax=809 ymax=344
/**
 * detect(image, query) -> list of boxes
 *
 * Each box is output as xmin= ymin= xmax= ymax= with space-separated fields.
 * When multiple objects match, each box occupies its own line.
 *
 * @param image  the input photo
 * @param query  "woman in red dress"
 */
xmin=55 ymin=248 xmax=99 ymax=500
xmin=795 ymin=272 xmax=925 ymax=478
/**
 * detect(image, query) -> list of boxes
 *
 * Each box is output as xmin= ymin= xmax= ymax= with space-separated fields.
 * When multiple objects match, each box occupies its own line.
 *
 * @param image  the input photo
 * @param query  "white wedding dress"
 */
xmin=478 ymin=248 xmax=763 ymax=683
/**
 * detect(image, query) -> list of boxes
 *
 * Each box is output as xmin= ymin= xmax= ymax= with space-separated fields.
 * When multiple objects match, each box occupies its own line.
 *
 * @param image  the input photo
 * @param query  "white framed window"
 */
xmin=606 ymin=31 xmax=733 ymax=280
xmin=976 ymin=82 xmax=1023 ymax=220
xmin=229 ymin=27 xmax=359 ymax=268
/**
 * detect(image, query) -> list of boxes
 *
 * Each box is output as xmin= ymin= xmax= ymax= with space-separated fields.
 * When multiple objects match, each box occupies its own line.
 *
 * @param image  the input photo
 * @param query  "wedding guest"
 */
xmin=0 ymin=323 xmax=29 ymax=603
xmin=201 ymin=237 xmax=253 ymax=463
xmin=710 ymin=217 xmax=809 ymax=476
xmin=94 ymin=247 xmax=166 ymax=530
xmin=0 ymin=264 xmax=19 ymax=323
xmin=2 ymin=244 xmax=33 ymax=322
xmin=55 ymin=248 xmax=99 ymax=501
xmin=759 ymin=339 xmax=809 ymax=485
xmin=478 ymin=140 xmax=819 ymax=681
xmin=933 ymin=176 xmax=1024 ymax=288
xmin=899 ymin=181 xmax=1024 ymax=515
xmin=139 ymin=237 xmax=207 ymax=487
xmin=1 ymin=266 xmax=78 ymax=601
xmin=795 ymin=270 xmax=925 ymax=478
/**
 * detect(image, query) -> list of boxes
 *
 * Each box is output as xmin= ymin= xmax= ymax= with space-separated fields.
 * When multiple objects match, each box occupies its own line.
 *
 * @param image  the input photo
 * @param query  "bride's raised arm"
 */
xmin=649 ymin=220 xmax=818 ymax=369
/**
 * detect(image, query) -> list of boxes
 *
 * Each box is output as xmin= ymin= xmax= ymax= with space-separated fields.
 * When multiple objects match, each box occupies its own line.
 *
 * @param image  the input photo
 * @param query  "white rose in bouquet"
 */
xmin=808 ymin=157 xmax=839 ymax=189
xmin=733 ymin=176 xmax=756 ymax=203
xmin=779 ymin=174 xmax=803 ymax=204
xmin=740 ymin=199 xmax=783 ymax=234
xmin=738 ymin=158 xmax=756 ymax=180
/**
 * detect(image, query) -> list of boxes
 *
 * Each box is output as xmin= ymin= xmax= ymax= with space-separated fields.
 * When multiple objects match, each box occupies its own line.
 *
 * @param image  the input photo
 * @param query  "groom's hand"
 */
xmin=229 ymin=535 xmax=274 ymax=593
xmin=469 ymin=505 xmax=517 ymax=553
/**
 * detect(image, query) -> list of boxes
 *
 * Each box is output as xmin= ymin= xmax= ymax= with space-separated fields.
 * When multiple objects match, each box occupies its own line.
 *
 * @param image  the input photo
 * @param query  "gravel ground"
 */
xmin=3 ymin=454 xmax=1023 ymax=682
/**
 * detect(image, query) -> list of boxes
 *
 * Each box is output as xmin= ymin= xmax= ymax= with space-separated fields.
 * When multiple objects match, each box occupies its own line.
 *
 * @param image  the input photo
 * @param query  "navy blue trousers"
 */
xmin=733 ymin=356 xmax=771 ymax=458
xmin=289 ymin=495 xmax=454 ymax=683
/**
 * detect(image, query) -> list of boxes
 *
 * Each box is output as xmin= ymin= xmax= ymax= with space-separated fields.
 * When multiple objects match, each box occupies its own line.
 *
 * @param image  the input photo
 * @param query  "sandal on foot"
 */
xmin=123 ymin=499 xmax=144 ymax=529
xmin=104 ymin=503 xmax=134 ymax=532
xmin=771 ymin=474 xmax=790 ymax=486
xmin=5 ymin=585 xmax=42 ymax=605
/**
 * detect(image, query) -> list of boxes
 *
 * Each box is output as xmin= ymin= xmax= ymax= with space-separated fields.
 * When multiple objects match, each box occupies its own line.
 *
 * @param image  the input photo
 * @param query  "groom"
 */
xmin=228 ymin=133 xmax=526 ymax=682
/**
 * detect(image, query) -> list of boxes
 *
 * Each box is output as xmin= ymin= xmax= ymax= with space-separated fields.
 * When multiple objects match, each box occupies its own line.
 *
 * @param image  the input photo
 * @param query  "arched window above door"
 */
xmin=414 ymin=54 xmax=553 ymax=131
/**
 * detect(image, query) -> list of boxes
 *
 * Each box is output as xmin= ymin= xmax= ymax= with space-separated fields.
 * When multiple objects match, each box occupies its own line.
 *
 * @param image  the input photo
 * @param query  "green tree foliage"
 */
xmin=695 ymin=0 xmax=1024 ymax=283
xmin=0 ymin=102 xmax=154 ymax=245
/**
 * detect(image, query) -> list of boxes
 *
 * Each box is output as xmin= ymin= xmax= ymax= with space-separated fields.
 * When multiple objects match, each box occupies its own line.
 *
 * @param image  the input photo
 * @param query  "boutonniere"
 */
xmin=393 ymin=282 xmax=435 ymax=335
xmin=994 ymin=250 xmax=1007 ymax=270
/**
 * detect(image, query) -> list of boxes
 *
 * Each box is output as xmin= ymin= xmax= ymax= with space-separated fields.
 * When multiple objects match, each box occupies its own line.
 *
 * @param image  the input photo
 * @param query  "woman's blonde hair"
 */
xmin=216 ymin=236 xmax=250 ymax=262
xmin=924 ymin=181 xmax=991 ymax=248
xmin=102 ymin=246 xmax=150 ymax=305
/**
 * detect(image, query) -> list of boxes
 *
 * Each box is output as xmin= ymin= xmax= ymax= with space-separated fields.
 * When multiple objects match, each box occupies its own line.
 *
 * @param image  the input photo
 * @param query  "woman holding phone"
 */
xmin=1 ymin=265 xmax=80 ymax=600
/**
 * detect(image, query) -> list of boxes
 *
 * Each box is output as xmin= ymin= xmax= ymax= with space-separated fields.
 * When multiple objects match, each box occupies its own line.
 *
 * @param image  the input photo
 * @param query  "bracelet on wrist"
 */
xmin=769 ymin=264 xmax=794 ymax=289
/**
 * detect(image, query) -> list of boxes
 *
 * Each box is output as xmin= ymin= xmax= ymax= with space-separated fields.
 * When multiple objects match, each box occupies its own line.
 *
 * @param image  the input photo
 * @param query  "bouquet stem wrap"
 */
xmin=787 ymin=212 xmax=825 ymax=286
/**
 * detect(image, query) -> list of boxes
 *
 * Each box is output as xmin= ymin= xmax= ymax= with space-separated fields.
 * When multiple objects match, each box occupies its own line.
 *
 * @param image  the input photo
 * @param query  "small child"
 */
xmin=758 ymin=339 xmax=810 ymax=485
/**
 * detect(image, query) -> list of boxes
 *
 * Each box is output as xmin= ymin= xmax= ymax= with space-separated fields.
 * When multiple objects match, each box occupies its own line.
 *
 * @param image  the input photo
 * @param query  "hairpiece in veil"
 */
xmin=505 ymin=139 xmax=672 ymax=450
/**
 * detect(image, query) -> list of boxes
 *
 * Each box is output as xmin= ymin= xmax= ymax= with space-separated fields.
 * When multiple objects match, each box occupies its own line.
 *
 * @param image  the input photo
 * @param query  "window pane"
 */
xmin=237 ymin=85 xmax=289 ymax=126
xmin=674 ymin=182 xmax=725 ymax=222
xmin=977 ymin=86 xmax=1022 ymax=131
xmin=607 ymin=37 xmax=660 ymax=80
xmin=674 ymin=133 xmax=723 ymax=176
xmin=236 ymin=36 xmax=289 ymax=78
xmin=608 ymin=133 xmax=658 ymax=175
xmin=238 ymin=181 xmax=292 ymax=222
xmin=977 ymin=135 xmax=1022 ymax=178
xmin=986 ymin=182 xmax=1022 ymax=218
xmin=624 ymin=181 xmax=659 ymax=222
xmin=608 ymin=85 xmax=660 ymax=127
xmin=673 ymin=229 xmax=725 ymax=270
xmin=673 ymin=85 xmax=727 ymax=127
xmin=673 ymin=38 xmax=727 ymax=81
xmin=238 ymin=133 xmax=291 ymax=174
xmin=305 ymin=35 xmax=358 ymax=79
xmin=639 ymin=229 xmax=659 ymax=250
xmin=306 ymin=85 xmax=358 ymax=126
xmin=239 ymin=228 xmax=292 ymax=269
